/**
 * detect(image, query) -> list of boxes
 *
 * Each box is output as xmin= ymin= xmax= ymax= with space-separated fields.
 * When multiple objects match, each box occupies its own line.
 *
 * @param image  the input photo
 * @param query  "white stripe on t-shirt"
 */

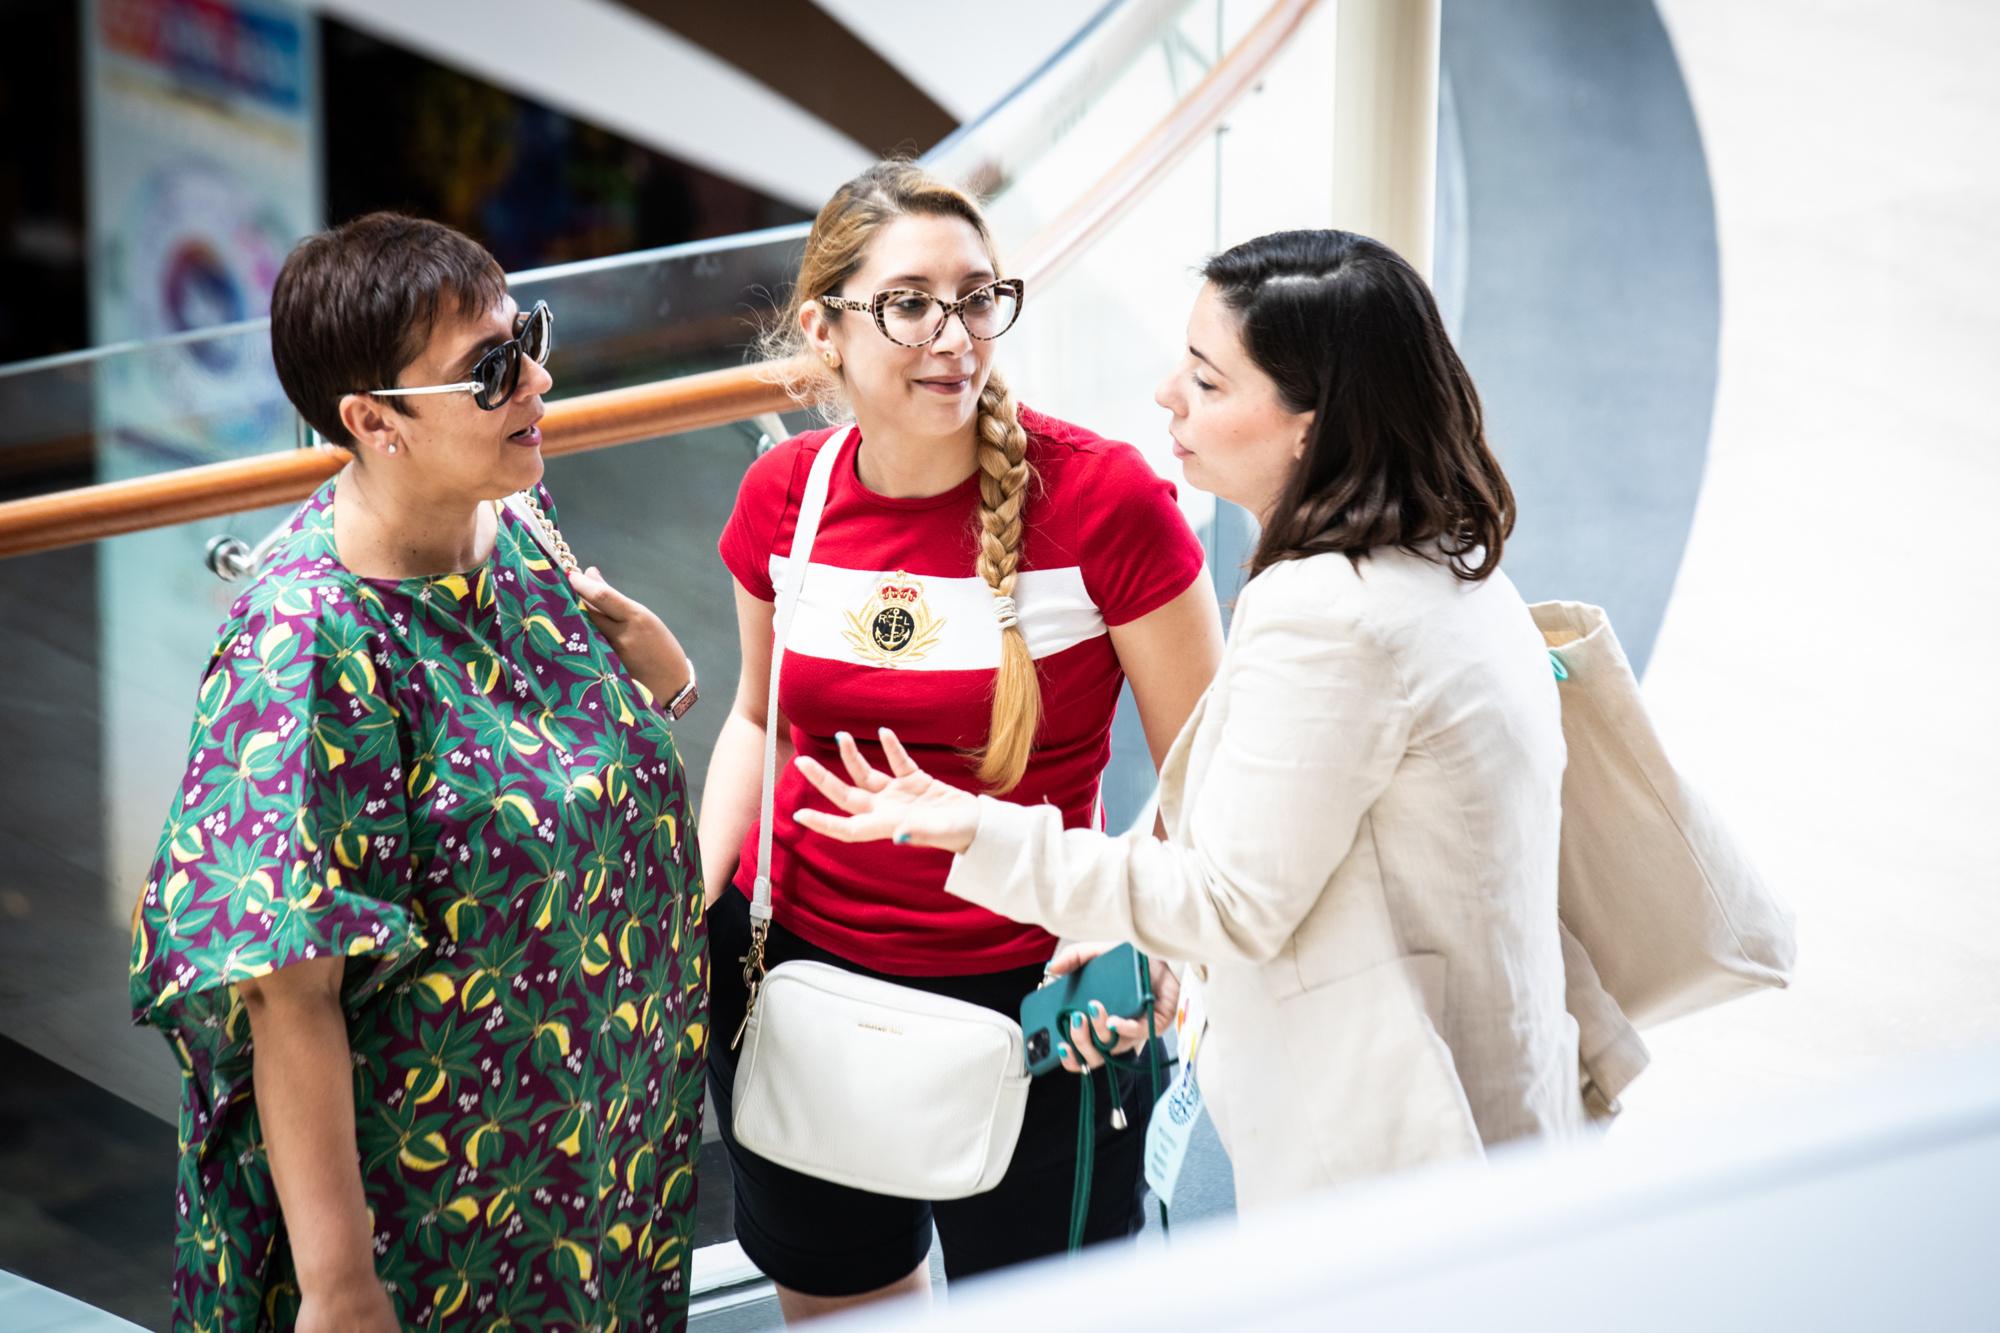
xmin=768 ymin=555 xmax=1105 ymax=670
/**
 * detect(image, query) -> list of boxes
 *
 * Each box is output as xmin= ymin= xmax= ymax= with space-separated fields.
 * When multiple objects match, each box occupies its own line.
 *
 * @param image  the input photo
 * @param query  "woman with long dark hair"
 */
xmin=792 ymin=228 xmax=1588 ymax=1210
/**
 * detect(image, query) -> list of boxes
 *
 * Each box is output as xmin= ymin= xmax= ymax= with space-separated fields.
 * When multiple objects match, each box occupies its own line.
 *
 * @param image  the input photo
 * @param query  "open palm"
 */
xmin=793 ymin=729 xmax=981 ymax=855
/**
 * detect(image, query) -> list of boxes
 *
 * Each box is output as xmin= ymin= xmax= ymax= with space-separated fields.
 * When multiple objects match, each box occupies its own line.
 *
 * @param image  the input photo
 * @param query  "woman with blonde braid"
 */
xmin=699 ymin=162 xmax=1223 ymax=1318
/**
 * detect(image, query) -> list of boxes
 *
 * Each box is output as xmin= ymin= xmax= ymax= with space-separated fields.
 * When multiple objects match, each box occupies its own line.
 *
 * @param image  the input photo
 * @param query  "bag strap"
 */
xmin=502 ymin=489 xmax=579 ymax=574
xmin=756 ymin=426 xmax=852 ymax=923
xmin=734 ymin=426 xmax=853 ymax=1047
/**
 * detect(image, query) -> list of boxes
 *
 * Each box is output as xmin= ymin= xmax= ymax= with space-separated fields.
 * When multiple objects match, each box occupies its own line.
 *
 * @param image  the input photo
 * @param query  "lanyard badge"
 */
xmin=1143 ymin=971 xmax=1209 ymax=1209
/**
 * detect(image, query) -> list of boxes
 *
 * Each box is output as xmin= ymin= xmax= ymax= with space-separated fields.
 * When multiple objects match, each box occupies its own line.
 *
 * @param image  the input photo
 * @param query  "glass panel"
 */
xmin=998 ymin=0 xmax=1334 ymax=556
xmin=0 ymin=228 xmax=815 ymax=509
xmin=0 ymin=418 xmax=759 ymax=1319
xmin=979 ymin=0 xmax=1339 ymax=833
xmin=0 ymin=1 xmax=1219 ymax=504
xmin=1 ymin=485 xmax=308 ymax=1321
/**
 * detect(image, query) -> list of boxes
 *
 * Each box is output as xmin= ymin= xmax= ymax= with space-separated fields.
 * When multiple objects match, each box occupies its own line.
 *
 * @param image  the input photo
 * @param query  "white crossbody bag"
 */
xmin=728 ymin=426 xmax=1031 ymax=1200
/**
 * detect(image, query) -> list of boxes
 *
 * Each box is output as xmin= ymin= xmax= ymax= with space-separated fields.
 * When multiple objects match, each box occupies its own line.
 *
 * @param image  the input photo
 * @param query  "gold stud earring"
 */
xmin=823 ymin=352 xmax=839 ymax=368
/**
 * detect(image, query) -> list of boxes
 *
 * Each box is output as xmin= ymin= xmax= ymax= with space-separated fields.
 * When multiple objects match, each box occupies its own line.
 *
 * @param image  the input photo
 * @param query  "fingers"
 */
xmin=792 ymin=755 xmax=872 ymax=815
xmin=1105 ymin=1014 xmax=1149 ymax=1055
xmin=833 ymin=731 xmax=890 ymax=793
xmin=792 ymin=807 xmax=882 ymax=844
xmin=567 ymin=566 xmax=631 ymax=622
xmin=1068 ymin=1012 xmax=1110 ymax=1069
xmin=1059 ymin=1015 xmax=1107 ymax=1071
xmin=1056 ymin=1021 xmax=1152 ymax=1069
xmin=1086 ymin=1001 xmax=1124 ymax=1053
xmin=1044 ymin=942 xmax=1107 ymax=979
xmin=877 ymin=728 xmax=920 ymax=779
xmin=1067 ymin=1005 xmax=1150 ymax=1066
xmin=1044 ymin=946 xmax=1087 ymax=980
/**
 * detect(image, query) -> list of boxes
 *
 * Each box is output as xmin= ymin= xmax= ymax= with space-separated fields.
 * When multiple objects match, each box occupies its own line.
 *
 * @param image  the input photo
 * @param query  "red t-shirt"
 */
xmin=717 ymin=406 xmax=1206 ymax=975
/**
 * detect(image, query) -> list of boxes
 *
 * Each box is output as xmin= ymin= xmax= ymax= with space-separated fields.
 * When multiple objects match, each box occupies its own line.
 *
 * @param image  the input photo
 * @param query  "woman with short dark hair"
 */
xmin=131 ymin=212 xmax=708 ymax=1330
xmin=792 ymin=228 xmax=1589 ymax=1210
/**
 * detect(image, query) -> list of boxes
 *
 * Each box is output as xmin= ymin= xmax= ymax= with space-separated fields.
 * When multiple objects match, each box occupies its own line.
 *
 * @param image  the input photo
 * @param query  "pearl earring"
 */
xmin=387 ymin=443 xmax=398 ymax=454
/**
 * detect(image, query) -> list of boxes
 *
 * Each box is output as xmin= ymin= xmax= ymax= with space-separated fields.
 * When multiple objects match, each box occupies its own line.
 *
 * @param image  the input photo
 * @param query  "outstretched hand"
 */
xmin=793 ymin=729 xmax=981 ymax=855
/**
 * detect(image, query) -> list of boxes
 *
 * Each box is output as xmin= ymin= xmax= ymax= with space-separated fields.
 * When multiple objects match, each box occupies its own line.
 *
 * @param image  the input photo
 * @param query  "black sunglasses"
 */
xmin=368 ymin=301 xmax=554 ymax=411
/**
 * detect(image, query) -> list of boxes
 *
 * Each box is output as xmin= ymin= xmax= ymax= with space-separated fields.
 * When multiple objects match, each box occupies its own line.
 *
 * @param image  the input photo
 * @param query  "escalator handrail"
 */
xmin=0 ymin=0 xmax=1319 ymax=561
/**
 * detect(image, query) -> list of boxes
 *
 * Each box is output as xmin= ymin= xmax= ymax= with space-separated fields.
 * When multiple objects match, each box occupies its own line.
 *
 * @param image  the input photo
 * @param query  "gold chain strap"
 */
xmin=515 ymin=489 xmax=579 ymax=574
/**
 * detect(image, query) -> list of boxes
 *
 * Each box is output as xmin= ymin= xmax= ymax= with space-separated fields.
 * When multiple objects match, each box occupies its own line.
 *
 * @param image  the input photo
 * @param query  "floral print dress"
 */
xmin=130 ymin=479 xmax=707 ymax=1331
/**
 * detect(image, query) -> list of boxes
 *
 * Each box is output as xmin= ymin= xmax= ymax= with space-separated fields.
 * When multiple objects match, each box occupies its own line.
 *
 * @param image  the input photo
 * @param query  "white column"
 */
xmin=1331 ymin=0 xmax=1442 ymax=278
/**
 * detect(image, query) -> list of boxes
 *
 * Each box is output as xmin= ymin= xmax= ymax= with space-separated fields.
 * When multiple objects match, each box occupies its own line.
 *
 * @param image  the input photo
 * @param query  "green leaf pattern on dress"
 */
xmin=130 ymin=480 xmax=707 ymax=1331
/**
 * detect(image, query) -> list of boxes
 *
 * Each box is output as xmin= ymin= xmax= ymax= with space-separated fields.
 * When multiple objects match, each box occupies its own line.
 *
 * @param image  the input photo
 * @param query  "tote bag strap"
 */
xmin=753 ymin=426 xmax=854 ymax=926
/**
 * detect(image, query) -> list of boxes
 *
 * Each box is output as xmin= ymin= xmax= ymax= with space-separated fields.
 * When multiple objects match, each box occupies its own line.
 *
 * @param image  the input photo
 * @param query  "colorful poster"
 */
xmin=86 ymin=0 xmax=319 ymax=464
xmin=84 ymin=0 xmax=321 ymax=924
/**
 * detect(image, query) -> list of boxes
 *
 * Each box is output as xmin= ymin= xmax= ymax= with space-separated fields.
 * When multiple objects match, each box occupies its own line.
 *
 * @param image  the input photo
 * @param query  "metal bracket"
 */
xmin=204 ymin=517 xmax=295 ymax=583
xmin=205 ymin=413 xmax=325 ymax=581
xmin=751 ymin=412 xmax=790 ymax=457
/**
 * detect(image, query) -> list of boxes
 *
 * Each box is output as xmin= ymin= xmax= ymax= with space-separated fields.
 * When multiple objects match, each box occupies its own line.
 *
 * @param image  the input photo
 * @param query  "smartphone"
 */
xmin=1019 ymin=944 xmax=1152 ymax=1076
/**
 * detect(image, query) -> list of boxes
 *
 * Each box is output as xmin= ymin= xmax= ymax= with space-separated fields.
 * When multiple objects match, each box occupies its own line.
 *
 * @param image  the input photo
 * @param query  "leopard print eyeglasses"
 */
xmin=821 ymin=278 xmax=1025 ymax=348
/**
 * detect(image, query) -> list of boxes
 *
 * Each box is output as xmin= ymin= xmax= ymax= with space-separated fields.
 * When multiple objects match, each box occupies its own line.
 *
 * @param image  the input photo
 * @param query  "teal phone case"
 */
xmin=1019 ymin=944 xmax=1151 ymax=1076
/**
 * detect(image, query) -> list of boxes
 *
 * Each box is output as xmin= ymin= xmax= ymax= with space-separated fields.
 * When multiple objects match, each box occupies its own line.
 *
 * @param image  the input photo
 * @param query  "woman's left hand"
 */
xmin=1043 ymin=943 xmax=1180 ymax=1074
xmin=569 ymin=566 xmax=694 ymax=707
xmin=793 ymin=729 xmax=980 ymax=855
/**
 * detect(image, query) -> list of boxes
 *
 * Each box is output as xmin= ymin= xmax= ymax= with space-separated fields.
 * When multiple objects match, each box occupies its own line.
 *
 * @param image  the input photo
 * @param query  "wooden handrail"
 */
xmin=0 ymin=363 xmax=804 ymax=557
xmin=0 ymin=0 xmax=1319 ymax=562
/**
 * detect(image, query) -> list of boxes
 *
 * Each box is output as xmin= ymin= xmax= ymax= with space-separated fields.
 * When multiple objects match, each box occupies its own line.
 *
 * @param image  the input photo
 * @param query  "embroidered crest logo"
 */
xmin=842 ymin=570 xmax=946 ymax=667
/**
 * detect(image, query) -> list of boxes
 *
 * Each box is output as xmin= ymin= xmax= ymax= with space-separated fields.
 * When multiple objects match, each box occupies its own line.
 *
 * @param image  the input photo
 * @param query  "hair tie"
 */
xmin=991 ymin=594 xmax=1020 ymax=630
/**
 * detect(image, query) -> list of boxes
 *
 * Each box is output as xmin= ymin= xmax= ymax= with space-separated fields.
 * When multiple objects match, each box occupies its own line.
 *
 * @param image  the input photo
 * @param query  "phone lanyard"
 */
xmin=1067 ymin=957 xmax=1169 ymax=1250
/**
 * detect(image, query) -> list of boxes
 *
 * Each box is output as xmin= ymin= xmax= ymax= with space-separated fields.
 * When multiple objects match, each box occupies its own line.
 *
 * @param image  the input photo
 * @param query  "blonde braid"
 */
xmin=971 ymin=372 xmax=1042 ymax=792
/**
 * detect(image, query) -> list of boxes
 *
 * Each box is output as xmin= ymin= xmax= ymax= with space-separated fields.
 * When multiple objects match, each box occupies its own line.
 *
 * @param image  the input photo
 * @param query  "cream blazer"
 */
xmin=947 ymin=548 xmax=1589 ymax=1211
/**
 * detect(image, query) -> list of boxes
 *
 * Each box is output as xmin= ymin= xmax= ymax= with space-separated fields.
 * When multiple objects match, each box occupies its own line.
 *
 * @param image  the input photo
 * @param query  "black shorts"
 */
xmin=704 ymin=887 xmax=1157 ymax=1297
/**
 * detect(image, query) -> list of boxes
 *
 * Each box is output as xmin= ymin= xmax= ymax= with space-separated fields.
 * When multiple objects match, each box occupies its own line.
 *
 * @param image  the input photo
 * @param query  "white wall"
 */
xmin=810 ymin=0 xmax=1101 ymax=121
xmin=1633 ymin=0 xmax=2000 ymax=1119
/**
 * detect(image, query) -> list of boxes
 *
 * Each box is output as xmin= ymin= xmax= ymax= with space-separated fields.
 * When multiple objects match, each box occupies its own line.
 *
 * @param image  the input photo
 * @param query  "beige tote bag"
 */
xmin=1534 ymin=601 xmax=1796 ymax=1030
